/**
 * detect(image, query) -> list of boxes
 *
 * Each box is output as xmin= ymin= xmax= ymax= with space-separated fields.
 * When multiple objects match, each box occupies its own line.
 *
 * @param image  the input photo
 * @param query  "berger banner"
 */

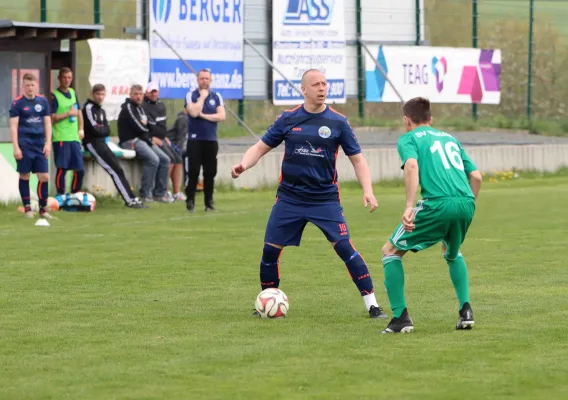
xmin=365 ymin=45 xmax=501 ymax=104
xmin=149 ymin=0 xmax=244 ymax=99
xmin=87 ymin=39 xmax=150 ymax=120
xmin=272 ymin=0 xmax=347 ymax=105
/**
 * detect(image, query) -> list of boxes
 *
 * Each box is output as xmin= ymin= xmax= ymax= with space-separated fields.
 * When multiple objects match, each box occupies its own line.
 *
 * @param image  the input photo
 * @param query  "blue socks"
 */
xmin=334 ymin=240 xmax=375 ymax=296
xmin=19 ymin=178 xmax=30 ymax=209
xmin=260 ymin=243 xmax=282 ymax=290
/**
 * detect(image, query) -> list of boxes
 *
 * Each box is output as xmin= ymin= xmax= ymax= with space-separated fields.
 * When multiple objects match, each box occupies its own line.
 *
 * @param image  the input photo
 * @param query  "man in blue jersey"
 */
xmin=231 ymin=69 xmax=388 ymax=319
xmin=185 ymin=69 xmax=226 ymax=212
xmin=10 ymin=73 xmax=53 ymax=219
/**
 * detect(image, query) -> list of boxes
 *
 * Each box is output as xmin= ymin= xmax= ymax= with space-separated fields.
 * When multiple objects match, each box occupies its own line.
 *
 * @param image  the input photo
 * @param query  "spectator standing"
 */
xmin=118 ymin=84 xmax=172 ymax=203
xmin=82 ymin=83 xmax=146 ymax=208
xmin=50 ymin=67 xmax=86 ymax=206
xmin=166 ymin=107 xmax=188 ymax=201
xmin=143 ymin=82 xmax=183 ymax=201
xmin=184 ymin=69 xmax=226 ymax=213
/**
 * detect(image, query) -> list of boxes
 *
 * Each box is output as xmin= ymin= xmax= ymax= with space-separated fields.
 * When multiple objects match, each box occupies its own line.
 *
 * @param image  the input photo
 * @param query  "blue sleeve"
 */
xmin=50 ymin=93 xmax=58 ymax=114
xmin=43 ymin=98 xmax=51 ymax=116
xmin=9 ymin=100 xmax=20 ymax=118
xmin=261 ymin=114 xmax=286 ymax=148
xmin=339 ymin=119 xmax=361 ymax=156
xmin=75 ymin=99 xmax=81 ymax=109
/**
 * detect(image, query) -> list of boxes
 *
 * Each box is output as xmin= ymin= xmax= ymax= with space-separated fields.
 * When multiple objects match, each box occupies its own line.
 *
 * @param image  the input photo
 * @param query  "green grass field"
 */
xmin=1 ymin=175 xmax=568 ymax=399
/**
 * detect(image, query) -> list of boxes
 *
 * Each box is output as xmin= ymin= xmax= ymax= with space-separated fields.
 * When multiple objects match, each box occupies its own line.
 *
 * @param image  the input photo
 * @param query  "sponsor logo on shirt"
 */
xmin=294 ymin=141 xmax=325 ymax=158
xmin=318 ymin=126 xmax=331 ymax=138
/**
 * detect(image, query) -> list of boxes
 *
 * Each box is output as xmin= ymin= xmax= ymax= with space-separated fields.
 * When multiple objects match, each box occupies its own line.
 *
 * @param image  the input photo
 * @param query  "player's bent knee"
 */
xmin=382 ymin=241 xmax=406 ymax=258
xmin=19 ymin=173 xmax=30 ymax=180
xmin=37 ymin=173 xmax=49 ymax=182
xmin=265 ymin=242 xmax=284 ymax=250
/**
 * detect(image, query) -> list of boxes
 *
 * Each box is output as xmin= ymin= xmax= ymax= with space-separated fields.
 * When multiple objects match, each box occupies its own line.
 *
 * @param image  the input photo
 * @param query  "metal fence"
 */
xmin=1 ymin=0 xmax=566 ymax=136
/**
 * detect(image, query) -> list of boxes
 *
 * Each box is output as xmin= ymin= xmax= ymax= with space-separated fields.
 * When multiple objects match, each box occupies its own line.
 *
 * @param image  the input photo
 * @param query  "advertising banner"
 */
xmin=365 ymin=45 xmax=501 ymax=104
xmin=149 ymin=0 xmax=244 ymax=99
xmin=272 ymin=0 xmax=346 ymax=105
xmin=88 ymin=39 xmax=150 ymax=120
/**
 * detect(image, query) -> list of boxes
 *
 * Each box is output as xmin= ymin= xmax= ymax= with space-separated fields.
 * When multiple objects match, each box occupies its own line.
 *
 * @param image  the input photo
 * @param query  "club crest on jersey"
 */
xmin=318 ymin=126 xmax=331 ymax=138
xmin=208 ymin=99 xmax=216 ymax=106
xmin=34 ymin=104 xmax=43 ymax=112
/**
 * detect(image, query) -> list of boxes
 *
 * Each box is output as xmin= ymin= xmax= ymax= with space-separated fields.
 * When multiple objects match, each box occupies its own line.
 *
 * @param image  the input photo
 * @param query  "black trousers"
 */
xmin=85 ymin=140 xmax=137 ymax=205
xmin=185 ymin=140 xmax=218 ymax=206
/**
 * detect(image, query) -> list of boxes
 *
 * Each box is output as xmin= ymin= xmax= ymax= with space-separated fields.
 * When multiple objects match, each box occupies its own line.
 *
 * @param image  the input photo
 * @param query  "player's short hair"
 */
xmin=22 ymin=73 xmax=36 ymax=82
xmin=58 ymin=67 xmax=73 ymax=77
xmin=92 ymin=83 xmax=106 ymax=93
xmin=130 ymin=84 xmax=143 ymax=93
xmin=403 ymin=97 xmax=432 ymax=124
xmin=197 ymin=68 xmax=211 ymax=77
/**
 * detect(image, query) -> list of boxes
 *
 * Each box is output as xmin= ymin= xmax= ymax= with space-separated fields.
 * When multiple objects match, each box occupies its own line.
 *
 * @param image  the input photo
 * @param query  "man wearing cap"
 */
xmin=143 ymin=82 xmax=183 ymax=201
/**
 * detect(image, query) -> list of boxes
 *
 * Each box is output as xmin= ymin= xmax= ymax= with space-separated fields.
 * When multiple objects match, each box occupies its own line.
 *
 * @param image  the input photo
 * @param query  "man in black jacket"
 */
xmin=118 ymin=84 xmax=171 ymax=203
xmin=82 ymin=84 xmax=146 ymax=208
xmin=143 ymin=82 xmax=183 ymax=201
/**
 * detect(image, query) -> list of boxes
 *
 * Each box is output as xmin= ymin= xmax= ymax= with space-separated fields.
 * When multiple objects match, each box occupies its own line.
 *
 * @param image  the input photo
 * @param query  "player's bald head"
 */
xmin=301 ymin=69 xmax=325 ymax=86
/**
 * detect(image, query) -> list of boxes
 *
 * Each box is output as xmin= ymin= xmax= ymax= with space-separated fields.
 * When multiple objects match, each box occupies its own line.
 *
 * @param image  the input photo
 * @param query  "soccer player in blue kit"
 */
xmin=10 ymin=73 xmax=53 ymax=219
xmin=231 ymin=69 xmax=388 ymax=319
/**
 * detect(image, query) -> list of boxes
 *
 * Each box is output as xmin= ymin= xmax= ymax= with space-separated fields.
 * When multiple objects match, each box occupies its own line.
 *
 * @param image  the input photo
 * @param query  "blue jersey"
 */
xmin=9 ymin=95 xmax=50 ymax=146
xmin=185 ymin=89 xmax=224 ymax=141
xmin=261 ymin=105 xmax=361 ymax=204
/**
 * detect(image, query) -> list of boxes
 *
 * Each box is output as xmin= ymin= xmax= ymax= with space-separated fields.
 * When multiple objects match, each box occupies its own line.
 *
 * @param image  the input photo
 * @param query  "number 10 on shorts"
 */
xmin=339 ymin=223 xmax=348 ymax=236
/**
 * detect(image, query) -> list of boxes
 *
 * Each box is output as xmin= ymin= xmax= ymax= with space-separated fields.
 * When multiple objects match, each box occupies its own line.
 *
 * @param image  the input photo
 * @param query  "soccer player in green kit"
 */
xmin=381 ymin=97 xmax=483 ymax=334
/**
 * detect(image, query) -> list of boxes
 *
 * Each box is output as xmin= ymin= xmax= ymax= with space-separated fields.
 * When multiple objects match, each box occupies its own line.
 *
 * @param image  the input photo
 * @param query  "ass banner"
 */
xmin=272 ymin=0 xmax=347 ymax=105
xmin=365 ymin=45 xmax=501 ymax=104
xmin=149 ymin=0 xmax=244 ymax=99
xmin=88 ymin=39 xmax=150 ymax=120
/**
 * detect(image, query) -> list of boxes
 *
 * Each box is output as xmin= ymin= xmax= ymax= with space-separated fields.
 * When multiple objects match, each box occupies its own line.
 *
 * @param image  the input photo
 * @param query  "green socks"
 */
xmin=382 ymin=255 xmax=406 ymax=318
xmin=447 ymin=254 xmax=470 ymax=309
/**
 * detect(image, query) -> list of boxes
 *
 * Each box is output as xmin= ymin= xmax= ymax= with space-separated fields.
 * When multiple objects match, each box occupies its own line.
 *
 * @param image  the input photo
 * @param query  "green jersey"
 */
xmin=397 ymin=126 xmax=477 ymax=200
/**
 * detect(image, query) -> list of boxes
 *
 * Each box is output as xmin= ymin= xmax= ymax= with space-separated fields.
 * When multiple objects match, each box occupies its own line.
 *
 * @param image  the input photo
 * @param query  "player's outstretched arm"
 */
xmin=231 ymin=140 xmax=273 ymax=179
xmin=348 ymin=153 xmax=378 ymax=212
xmin=402 ymin=158 xmax=419 ymax=231
xmin=467 ymin=170 xmax=482 ymax=199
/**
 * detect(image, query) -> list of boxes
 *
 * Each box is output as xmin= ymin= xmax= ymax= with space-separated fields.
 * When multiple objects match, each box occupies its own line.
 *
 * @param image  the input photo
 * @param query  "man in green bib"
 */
xmin=50 ymin=67 xmax=86 ymax=206
xmin=380 ymin=97 xmax=483 ymax=334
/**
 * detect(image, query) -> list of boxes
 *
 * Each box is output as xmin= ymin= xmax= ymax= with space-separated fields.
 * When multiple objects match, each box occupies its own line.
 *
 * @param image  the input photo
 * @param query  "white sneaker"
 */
xmin=39 ymin=211 xmax=55 ymax=220
xmin=173 ymin=192 xmax=187 ymax=201
xmin=24 ymin=211 xmax=35 ymax=219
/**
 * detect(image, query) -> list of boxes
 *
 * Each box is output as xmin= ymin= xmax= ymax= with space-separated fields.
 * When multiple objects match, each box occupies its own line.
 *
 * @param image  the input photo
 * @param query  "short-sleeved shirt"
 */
xmin=261 ymin=105 xmax=361 ymax=204
xmin=50 ymin=88 xmax=80 ymax=113
xmin=9 ymin=95 xmax=50 ymax=146
xmin=397 ymin=126 xmax=477 ymax=200
xmin=185 ymin=89 xmax=223 ymax=141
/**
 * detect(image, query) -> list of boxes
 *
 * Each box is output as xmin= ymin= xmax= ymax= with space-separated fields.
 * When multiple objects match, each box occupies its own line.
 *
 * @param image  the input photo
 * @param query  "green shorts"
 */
xmin=389 ymin=198 xmax=476 ymax=260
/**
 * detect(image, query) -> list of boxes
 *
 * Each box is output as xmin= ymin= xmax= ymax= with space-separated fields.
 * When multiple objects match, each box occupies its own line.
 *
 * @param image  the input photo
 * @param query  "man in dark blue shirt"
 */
xmin=231 ymin=69 xmax=387 ymax=320
xmin=9 ymin=73 xmax=53 ymax=219
xmin=184 ymin=69 xmax=226 ymax=212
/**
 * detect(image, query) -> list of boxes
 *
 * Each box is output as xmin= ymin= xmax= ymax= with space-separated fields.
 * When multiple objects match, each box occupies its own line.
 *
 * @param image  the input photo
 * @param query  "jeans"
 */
xmin=121 ymin=139 xmax=170 ymax=198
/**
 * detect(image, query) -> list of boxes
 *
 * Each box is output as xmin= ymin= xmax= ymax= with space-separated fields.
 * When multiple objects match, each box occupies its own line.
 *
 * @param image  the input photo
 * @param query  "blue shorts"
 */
xmin=264 ymin=198 xmax=350 ymax=246
xmin=17 ymin=144 xmax=49 ymax=174
xmin=53 ymin=141 xmax=84 ymax=170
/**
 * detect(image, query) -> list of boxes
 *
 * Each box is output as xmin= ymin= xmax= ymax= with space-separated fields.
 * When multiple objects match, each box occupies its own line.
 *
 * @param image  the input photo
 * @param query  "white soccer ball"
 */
xmin=255 ymin=288 xmax=289 ymax=319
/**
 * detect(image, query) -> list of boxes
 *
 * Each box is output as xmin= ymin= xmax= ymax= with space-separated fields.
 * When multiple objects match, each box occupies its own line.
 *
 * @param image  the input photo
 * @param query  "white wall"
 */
xmin=78 ymin=144 xmax=568 ymax=197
